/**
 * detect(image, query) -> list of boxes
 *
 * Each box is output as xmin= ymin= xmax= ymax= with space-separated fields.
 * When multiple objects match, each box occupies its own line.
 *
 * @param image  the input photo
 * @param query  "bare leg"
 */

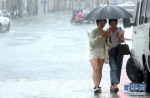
xmin=90 ymin=58 xmax=101 ymax=87
xmin=98 ymin=59 xmax=104 ymax=85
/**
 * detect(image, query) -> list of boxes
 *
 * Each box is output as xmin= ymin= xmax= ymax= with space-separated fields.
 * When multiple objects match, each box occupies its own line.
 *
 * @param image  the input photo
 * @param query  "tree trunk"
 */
xmin=35 ymin=0 xmax=38 ymax=15
xmin=18 ymin=0 xmax=22 ymax=17
xmin=57 ymin=1 xmax=60 ymax=11
xmin=69 ymin=0 xmax=72 ymax=10
xmin=64 ymin=0 xmax=66 ymax=11
xmin=96 ymin=0 xmax=100 ymax=8
xmin=85 ymin=0 xmax=89 ymax=8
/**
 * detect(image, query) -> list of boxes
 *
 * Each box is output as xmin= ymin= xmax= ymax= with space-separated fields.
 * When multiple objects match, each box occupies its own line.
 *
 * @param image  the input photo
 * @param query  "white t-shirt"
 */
xmin=106 ymin=27 xmax=125 ymax=48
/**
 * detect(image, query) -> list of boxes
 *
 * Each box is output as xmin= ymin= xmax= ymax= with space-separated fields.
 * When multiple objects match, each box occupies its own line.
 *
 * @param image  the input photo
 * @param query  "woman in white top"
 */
xmin=107 ymin=19 xmax=125 ymax=93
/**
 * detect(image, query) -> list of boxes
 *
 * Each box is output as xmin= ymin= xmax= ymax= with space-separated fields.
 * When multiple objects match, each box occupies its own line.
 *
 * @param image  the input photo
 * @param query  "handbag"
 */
xmin=116 ymin=43 xmax=131 ymax=55
xmin=104 ymin=43 xmax=109 ymax=64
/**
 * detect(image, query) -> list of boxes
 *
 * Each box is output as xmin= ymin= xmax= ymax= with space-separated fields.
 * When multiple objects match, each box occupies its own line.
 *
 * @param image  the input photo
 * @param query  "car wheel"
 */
xmin=6 ymin=23 xmax=10 ymax=32
xmin=144 ymin=63 xmax=150 ymax=93
xmin=126 ymin=57 xmax=144 ymax=83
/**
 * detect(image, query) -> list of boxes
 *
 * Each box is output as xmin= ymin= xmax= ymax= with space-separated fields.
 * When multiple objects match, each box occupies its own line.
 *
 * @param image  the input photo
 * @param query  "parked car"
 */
xmin=123 ymin=0 xmax=150 ymax=93
xmin=2 ymin=10 xmax=11 ymax=17
xmin=0 ymin=10 xmax=10 ymax=32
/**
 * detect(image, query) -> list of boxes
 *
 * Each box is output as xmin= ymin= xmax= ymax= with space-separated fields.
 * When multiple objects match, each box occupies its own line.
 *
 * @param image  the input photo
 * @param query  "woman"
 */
xmin=89 ymin=19 xmax=107 ymax=93
xmin=107 ymin=19 xmax=125 ymax=93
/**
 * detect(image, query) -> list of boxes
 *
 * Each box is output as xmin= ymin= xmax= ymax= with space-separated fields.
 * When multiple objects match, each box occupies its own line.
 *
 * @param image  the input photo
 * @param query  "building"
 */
xmin=48 ymin=0 xmax=55 ymax=12
xmin=0 ymin=0 xmax=7 ymax=10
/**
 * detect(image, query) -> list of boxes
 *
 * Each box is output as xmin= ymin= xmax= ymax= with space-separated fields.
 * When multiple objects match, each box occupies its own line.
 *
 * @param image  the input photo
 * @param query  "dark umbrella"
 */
xmin=84 ymin=5 xmax=132 ymax=20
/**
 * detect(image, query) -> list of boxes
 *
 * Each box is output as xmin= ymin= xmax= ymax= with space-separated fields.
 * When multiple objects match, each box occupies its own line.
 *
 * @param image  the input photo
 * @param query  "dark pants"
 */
xmin=109 ymin=47 xmax=123 ymax=84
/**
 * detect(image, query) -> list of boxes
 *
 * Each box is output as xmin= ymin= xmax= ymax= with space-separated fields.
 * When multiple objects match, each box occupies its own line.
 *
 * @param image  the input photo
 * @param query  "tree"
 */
xmin=35 ymin=0 xmax=38 ymax=15
xmin=63 ymin=0 xmax=67 ymax=11
xmin=18 ymin=0 xmax=22 ymax=17
xmin=68 ymin=0 xmax=72 ymax=11
xmin=96 ymin=0 xmax=100 ymax=7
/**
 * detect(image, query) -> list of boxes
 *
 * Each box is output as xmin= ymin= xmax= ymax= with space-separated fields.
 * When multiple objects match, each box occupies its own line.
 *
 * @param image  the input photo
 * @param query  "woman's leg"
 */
xmin=90 ymin=58 xmax=101 ymax=87
xmin=116 ymin=54 xmax=124 ymax=84
xmin=98 ymin=59 xmax=104 ymax=85
xmin=109 ymin=48 xmax=118 ymax=85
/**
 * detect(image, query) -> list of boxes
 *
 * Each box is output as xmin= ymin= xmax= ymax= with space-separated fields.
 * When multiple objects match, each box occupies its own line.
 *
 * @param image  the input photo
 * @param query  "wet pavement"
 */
xmin=0 ymin=11 xmax=150 ymax=98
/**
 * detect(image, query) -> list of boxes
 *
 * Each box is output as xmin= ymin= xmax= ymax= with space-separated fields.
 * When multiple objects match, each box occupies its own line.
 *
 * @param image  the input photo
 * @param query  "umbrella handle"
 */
xmin=108 ymin=28 xmax=112 ymax=43
xmin=109 ymin=36 xmax=112 ymax=43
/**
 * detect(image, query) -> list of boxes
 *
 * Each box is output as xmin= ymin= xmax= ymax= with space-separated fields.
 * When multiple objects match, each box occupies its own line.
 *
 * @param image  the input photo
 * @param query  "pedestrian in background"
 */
xmin=89 ymin=19 xmax=107 ymax=93
xmin=106 ymin=19 xmax=125 ymax=93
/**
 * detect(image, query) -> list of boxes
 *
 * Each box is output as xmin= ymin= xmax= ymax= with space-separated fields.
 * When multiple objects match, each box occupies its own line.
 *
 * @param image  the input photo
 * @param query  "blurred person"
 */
xmin=75 ymin=11 xmax=84 ymax=21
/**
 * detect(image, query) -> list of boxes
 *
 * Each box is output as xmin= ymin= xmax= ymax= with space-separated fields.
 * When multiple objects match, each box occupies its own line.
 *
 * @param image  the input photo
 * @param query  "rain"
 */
xmin=0 ymin=0 xmax=150 ymax=98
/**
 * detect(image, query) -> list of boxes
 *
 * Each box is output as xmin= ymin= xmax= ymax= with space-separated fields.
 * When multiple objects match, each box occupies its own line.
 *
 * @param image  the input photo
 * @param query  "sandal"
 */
xmin=113 ymin=84 xmax=119 ymax=93
xmin=110 ymin=85 xmax=114 ymax=92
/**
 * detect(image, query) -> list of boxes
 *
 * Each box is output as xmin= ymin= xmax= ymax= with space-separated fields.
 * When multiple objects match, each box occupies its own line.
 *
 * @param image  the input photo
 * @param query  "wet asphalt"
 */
xmin=0 ymin=11 xmax=150 ymax=98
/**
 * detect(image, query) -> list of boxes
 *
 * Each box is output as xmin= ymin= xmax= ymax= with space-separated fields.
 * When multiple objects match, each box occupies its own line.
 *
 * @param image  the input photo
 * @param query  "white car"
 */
xmin=123 ymin=0 xmax=150 ymax=93
xmin=0 ymin=10 xmax=10 ymax=32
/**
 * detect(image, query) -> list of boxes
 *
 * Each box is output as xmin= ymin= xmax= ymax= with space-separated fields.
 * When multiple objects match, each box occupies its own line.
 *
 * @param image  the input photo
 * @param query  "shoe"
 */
xmin=99 ymin=87 xmax=101 ymax=93
xmin=110 ymin=85 xmax=114 ymax=92
xmin=94 ymin=86 xmax=100 ymax=94
xmin=110 ymin=84 xmax=119 ymax=93
xmin=113 ymin=84 xmax=119 ymax=93
xmin=114 ymin=88 xmax=119 ymax=93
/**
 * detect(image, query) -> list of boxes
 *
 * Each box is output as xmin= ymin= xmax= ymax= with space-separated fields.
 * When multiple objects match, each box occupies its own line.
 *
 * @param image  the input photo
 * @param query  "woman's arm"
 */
xmin=89 ymin=30 xmax=97 ymax=48
xmin=116 ymin=33 xmax=124 ymax=42
xmin=89 ymin=30 xmax=103 ymax=48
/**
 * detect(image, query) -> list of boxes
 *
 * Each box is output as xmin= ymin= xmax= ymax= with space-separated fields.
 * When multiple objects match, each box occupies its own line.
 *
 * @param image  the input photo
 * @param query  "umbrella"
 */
xmin=84 ymin=5 xmax=132 ymax=20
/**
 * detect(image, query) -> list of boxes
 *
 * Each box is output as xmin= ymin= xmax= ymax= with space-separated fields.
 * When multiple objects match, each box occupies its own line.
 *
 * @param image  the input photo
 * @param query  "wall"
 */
xmin=0 ymin=0 xmax=2 ymax=10
xmin=38 ymin=0 xmax=49 ymax=14
xmin=48 ymin=0 xmax=54 ymax=12
xmin=27 ymin=0 xmax=34 ymax=15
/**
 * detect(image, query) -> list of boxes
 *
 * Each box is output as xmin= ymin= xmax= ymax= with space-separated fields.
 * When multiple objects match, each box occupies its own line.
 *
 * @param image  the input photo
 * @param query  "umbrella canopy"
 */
xmin=84 ymin=5 xmax=132 ymax=20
